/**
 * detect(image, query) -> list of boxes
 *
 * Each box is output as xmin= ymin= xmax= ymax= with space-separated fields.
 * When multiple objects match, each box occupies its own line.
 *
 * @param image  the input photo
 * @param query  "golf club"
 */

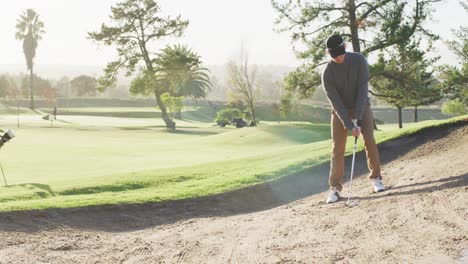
xmin=0 ymin=129 xmax=15 ymax=187
xmin=346 ymin=135 xmax=359 ymax=207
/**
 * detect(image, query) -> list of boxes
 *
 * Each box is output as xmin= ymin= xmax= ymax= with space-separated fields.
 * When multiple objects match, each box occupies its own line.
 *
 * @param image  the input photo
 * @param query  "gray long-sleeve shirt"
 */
xmin=321 ymin=52 xmax=369 ymax=130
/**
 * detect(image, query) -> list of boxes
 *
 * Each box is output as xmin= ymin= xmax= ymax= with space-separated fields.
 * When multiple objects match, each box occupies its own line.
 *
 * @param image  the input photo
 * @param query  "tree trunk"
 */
xmin=155 ymin=91 xmax=175 ymax=129
xmin=142 ymin=48 xmax=177 ymax=129
xmin=414 ymin=105 xmax=418 ymax=123
xmin=29 ymin=66 xmax=34 ymax=109
xmin=250 ymin=102 xmax=257 ymax=126
xmin=350 ymin=0 xmax=379 ymax=131
xmin=397 ymin=106 xmax=403 ymax=129
xmin=348 ymin=0 xmax=360 ymax=52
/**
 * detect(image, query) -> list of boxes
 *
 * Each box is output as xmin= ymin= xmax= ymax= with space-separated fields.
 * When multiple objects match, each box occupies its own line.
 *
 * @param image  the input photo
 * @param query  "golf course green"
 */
xmin=0 ymin=106 xmax=464 ymax=211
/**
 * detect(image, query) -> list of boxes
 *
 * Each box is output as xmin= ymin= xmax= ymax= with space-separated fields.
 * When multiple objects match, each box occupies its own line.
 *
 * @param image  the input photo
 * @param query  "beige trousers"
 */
xmin=329 ymin=103 xmax=382 ymax=191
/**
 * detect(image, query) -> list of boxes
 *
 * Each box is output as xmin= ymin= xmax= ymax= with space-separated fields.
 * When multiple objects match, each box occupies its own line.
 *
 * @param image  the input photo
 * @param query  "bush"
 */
xmin=441 ymin=99 xmax=466 ymax=116
xmin=215 ymin=108 xmax=241 ymax=126
xmin=242 ymin=111 xmax=252 ymax=121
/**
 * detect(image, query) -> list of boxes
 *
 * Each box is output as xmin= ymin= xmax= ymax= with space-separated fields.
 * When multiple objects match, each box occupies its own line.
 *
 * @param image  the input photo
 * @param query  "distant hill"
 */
xmin=0 ymin=64 xmax=295 ymax=90
xmin=0 ymin=64 xmax=104 ymax=80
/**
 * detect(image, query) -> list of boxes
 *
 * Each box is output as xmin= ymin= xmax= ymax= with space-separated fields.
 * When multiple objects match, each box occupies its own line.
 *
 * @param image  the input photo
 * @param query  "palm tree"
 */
xmin=156 ymin=45 xmax=212 ymax=119
xmin=156 ymin=45 xmax=211 ymax=98
xmin=15 ymin=9 xmax=45 ymax=109
xmin=129 ymin=45 xmax=211 ymax=128
xmin=180 ymin=67 xmax=212 ymax=98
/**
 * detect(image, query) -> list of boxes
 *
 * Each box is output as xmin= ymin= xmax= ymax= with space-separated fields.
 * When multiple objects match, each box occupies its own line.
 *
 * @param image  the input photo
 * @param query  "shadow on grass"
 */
xmin=59 ymin=182 xmax=152 ymax=196
xmin=55 ymin=119 xmax=76 ymax=125
xmin=2 ymin=182 xmax=153 ymax=201
xmin=168 ymin=129 xmax=219 ymax=136
xmin=58 ymin=111 xmax=162 ymax=119
xmin=117 ymin=126 xmax=153 ymax=131
xmin=3 ymin=183 xmax=56 ymax=199
xmin=0 ymin=119 xmax=465 ymax=233
xmin=116 ymin=126 xmax=216 ymax=135
xmin=31 ymin=109 xmax=46 ymax=115
xmin=17 ymin=183 xmax=55 ymax=196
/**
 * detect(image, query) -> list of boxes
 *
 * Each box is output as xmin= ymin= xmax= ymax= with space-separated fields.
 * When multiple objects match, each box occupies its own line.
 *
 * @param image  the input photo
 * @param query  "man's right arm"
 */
xmin=322 ymin=69 xmax=354 ymax=130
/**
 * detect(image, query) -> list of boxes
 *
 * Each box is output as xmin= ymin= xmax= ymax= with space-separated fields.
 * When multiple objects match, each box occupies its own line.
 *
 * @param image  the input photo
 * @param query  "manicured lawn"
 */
xmin=0 ymin=108 xmax=464 ymax=212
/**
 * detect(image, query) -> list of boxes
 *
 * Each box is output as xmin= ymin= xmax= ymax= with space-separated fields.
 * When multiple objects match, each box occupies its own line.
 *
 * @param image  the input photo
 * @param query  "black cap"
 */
xmin=326 ymin=34 xmax=345 ymax=58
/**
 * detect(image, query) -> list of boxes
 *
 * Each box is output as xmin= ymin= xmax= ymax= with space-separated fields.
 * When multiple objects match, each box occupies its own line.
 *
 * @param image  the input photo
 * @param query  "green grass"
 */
xmin=37 ymin=106 xmax=218 ymax=122
xmin=0 ymin=109 xmax=465 ymax=212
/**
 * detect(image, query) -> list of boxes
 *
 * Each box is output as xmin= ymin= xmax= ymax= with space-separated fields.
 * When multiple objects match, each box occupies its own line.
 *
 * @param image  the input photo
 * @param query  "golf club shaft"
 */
xmin=0 ymin=160 xmax=7 ymax=187
xmin=347 ymin=137 xmax=358 ymax=204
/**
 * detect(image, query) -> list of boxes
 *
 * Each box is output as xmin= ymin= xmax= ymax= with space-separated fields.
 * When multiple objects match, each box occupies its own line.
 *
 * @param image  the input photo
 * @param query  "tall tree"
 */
xmin=369 ymin=39 xmax=440 ymax=128
xmin=272 ymin=0 xmax=440 ymax=97
xmin=88 ymin=0 xmax=188 ymax=129
xmin=438 ymin=2 xmax=467 ymax=106
xmin=15 ymin=9 xmax=45 ymax=109
xmin=156 ymin=45 xmax=211 ymax=99
xmin=227 ymin=50 xmax=258 ymax=126
xmin=280 ymin=92 xmax=294 ymax=123
xmin=40 ymin=85 xmax=57 ymax=110
xmin=282 ymin=65 xmax=320 ymax=99
xmin=5 ymin=77 xmax=21 ymax=128
xmin=0 ymin=75 xmax=10 ymax=99
xmin=409 ymin=76 xmax=441 ymax=122
xmin=129 ymin=44 xmax=211 ymax=126
xmin=55 ymin=76 xmax=71 ymax=99
xmin=70 ymin=75 xmax=98 ymax=97
xmin=439 ymin=63 xmax=468 ymax=105
xmin=21 ymin=74 xmax=53 ymax=101
xmin=370 ymin=55 xmax=410 ymax=128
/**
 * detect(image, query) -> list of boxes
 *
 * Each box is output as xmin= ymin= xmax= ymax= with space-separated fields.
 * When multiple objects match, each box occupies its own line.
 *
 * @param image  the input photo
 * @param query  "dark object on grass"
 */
xmin=232 ymin=118 xmax=247 ymax=128
xmin=53 ymin=106 xmax=57 ymax=120
xmin=217 ymin=120 xmax=226 ymax=127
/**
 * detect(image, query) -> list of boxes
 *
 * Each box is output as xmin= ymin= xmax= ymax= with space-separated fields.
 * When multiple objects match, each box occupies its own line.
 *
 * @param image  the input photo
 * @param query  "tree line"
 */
xmin=272 ymin=0 xmax=467 ymax=128
xmin=10 ymin=0 xmax=466 ymax=130
xmin=0 ymin=74 xmax=100 ymax=102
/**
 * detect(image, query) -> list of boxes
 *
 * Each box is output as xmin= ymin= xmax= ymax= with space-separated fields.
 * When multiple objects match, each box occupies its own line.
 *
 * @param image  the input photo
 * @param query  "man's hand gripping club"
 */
xmin=352 ymin=119 xmax=361 ymax=138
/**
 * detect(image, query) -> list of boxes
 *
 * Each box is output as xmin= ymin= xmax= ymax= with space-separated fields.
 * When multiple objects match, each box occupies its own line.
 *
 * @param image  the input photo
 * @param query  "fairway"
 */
xmin=0 ymin=109 xmax=332 ymax=210
xmin=0 ymin=108 xmax=464 ymax=211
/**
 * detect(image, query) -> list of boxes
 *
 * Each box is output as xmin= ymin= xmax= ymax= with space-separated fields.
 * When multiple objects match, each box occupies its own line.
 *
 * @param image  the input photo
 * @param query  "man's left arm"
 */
xmin=355 ymin=55 xmax=369 ymax=121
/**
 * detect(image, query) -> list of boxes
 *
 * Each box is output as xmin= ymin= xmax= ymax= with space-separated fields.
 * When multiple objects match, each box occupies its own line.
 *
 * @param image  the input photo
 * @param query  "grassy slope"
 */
xmin=0 ymin=114 xmax=465 ymax=212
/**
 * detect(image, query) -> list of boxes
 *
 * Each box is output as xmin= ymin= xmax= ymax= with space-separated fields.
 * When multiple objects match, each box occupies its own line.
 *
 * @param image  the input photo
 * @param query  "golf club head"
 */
xmin=0 ymin=130 xmax=15 ymax=147
xmin=4 ymin=130 xmax=15 ymax=140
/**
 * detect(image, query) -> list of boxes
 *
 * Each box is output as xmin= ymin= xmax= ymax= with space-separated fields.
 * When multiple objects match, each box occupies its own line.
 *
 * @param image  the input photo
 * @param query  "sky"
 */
xmin=0 ymin=0 xmax=465 ymax=69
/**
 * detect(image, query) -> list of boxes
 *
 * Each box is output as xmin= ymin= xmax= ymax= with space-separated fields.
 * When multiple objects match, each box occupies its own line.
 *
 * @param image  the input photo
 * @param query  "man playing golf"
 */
xmin=321 ymin=34 xmax=385 ymax=204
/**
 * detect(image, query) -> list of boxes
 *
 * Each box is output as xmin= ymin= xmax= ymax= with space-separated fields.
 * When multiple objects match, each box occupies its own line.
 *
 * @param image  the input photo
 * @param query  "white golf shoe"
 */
xmin=372 ymin=178 xmax=386 ymax=192
xmin=326 ymin=187 xmax=340 ymax=203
